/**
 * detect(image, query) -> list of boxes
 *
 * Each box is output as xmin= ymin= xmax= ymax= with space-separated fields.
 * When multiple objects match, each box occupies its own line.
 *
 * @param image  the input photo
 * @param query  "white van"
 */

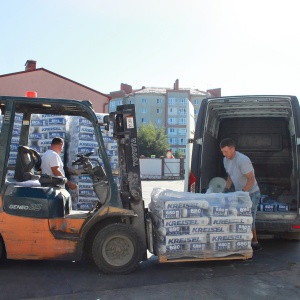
xmin=186 ymin=95 xmax=300 ymax=239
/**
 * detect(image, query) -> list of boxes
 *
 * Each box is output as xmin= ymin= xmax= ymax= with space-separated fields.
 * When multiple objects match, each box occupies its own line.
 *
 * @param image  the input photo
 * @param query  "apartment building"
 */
xmin=109 ymin=80 xmax=221 ymax=156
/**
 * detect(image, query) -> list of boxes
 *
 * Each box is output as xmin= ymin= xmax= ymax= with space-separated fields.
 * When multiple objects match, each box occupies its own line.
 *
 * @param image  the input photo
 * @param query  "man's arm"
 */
xmin=242 ymin=171 xmax=255 ymax=192
xmin=51 ymin=166 xmax=64 ymax=177
xmin=51 ymin=166 xmax=78 ymax=190
xmin=224 ymin=175 xmax=233 ymax=191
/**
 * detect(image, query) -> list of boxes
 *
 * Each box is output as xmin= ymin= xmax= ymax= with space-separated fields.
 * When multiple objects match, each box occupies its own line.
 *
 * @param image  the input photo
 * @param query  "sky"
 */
xmin=1 ymin=0 xmax=300 ymax=97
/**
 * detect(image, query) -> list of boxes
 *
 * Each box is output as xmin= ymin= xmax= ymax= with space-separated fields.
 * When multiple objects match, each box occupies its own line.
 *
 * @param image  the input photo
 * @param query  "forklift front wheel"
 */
xmin=92 ymin=223 xmax=143 ymax=275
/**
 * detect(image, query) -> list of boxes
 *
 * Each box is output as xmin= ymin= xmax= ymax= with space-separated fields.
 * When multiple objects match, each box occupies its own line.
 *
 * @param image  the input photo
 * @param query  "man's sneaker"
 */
xmin=251 ymin=242 xmax=262 ymax=251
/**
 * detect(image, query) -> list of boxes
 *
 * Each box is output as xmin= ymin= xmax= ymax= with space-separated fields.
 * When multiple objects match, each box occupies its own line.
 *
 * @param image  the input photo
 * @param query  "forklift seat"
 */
xmin=14 ymin=146 xmax=67 ymax=187
xmin=14 ymin=146 xmax=41 ymax=182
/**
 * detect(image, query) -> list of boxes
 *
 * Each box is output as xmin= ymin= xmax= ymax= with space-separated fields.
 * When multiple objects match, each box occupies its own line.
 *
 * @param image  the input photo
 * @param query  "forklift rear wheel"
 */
xmin=92 ymin=223 xmax=143 ymax=275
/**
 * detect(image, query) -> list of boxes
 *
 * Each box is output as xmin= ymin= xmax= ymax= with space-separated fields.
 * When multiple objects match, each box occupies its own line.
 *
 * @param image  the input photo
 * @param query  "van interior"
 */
xmin=200 ymin=96 xmax=298 ymax=214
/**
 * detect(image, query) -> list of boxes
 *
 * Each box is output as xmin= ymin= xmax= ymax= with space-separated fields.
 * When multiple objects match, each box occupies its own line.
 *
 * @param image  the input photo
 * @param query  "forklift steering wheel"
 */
xmin=72 ymin=151 xmax=94 ymax=166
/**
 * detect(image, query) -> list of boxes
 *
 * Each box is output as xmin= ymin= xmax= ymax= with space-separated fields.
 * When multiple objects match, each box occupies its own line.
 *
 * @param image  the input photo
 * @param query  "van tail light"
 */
xmin=292 ymin=225 xmax=300 ymax=229
xmin=189 ymin=172 xmax=196 ymax=193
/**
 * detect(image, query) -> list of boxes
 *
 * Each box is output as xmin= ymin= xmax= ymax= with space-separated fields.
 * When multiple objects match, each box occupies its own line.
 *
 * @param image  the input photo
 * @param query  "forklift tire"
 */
xmin=92 ymin=223 xmax=143 ymax=275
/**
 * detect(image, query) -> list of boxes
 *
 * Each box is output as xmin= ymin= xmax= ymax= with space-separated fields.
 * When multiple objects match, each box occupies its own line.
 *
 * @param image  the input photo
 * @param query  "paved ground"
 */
xmin=1 ymin=180 xmax=300 ymax=300
xmin=141 ymin=179 xmax=184 ymax=207
xmin=1 ymin=238 xmax=299 ymax=300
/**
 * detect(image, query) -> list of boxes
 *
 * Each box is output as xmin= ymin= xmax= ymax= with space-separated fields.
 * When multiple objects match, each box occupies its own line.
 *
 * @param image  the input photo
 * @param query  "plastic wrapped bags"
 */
xmin=149 ymin=188 xmax=253 ymax=259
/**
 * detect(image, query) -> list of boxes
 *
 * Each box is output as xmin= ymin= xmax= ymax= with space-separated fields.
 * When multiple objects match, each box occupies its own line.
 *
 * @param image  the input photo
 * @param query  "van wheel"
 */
xmin=92 ymin=223 xmax=142 ymax=275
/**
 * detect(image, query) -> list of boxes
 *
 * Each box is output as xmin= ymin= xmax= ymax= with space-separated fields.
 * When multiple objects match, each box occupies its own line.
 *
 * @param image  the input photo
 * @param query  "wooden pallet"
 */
xmin=159 ymin=252 xmax=252 ymax=263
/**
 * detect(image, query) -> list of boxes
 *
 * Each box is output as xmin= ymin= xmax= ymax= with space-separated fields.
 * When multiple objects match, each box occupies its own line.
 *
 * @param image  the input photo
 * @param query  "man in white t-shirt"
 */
xmin=41 ymin=137 xmax=77 ymax=190
xmin=220 ymin=138 xmax=262 ymax=251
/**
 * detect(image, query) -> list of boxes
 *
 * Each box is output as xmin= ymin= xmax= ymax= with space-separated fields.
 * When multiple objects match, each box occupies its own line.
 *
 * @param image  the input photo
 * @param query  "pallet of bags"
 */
xmin=66 ymin=114 xmax=113 ymax=166
xmin=68 ymin=174 xmax=99 ymax=210
xmin=66 ymin=114 xmax=119 ymax=210
xmin=149 ymin=188 xmax=253 ymax=262
xmin=66 ymin=116 xmax=101 ymax=210
xmin=7 ymin=114 xmax=23 ymax=178
xmin=1 ymin=115 xmax=14 ymax=180
xmin=29 ymin=114 xmax=67 ymax=157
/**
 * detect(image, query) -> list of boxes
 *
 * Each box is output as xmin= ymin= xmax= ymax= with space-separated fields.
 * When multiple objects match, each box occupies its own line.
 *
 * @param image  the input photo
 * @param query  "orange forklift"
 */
xmin=0 ymin=96 xmax=148 ymax=274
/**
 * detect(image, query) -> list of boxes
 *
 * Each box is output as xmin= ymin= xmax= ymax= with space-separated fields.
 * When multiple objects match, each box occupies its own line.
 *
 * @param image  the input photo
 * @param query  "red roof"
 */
xmin=0 ymin=68 xmax=109 ymax=98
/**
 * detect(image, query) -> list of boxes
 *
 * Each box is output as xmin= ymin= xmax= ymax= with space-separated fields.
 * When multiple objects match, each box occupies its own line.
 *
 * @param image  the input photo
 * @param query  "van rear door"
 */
xmin=184 ymin=100 xmax=196 ymax=192
xmin=186 ymin=98 xmax=208 ymax=192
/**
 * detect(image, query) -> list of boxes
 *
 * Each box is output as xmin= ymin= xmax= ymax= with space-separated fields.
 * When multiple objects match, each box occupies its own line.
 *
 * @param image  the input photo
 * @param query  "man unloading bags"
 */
xmin=220 ymin=138 xmax=262 ymax=251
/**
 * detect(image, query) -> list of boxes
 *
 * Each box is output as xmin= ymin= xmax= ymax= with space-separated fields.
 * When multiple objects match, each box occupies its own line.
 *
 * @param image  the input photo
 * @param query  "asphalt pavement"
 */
xmin=141 ymin=179 xmax=184 ymax=207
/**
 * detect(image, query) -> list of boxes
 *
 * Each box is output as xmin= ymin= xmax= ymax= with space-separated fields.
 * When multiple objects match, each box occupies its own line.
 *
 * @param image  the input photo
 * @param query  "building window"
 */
xmin=117 ymin=100 xmax=123 ymax=105
xmin=156 ymin=119 xmax=162 ymax=125
xmin=168 ymin=107 xmax=177 ymax=115
xmin=194 ymin=99 xmax=199 ymax=105
xmin=168 ymin=127 xmax=177 ymax=135
xmin=178 ymin=118 xmax=187 ymax=125
xmin=109 ymin=102 xmax=116 ymax=112
xmin=194 ymin=109 xmax=199 ymax=115
xmin=157 ymin=108 xmax=162 ymax=113
xmin=180 ymin=98 xmax=187 ymax=105
xmin=141 ymin=117 xmax=147 ymax=123
xmin=178 ymin=138 xmax=185 ymax=145
xmin=142 ymin=108 xmax=147 ymax=113
xmin=178 ymin=128 xmax=187 ymax=135
xmin=142 ymin=98 xmax=147 ymax=103
xmin=157 ymin=98 xmax=162 ymax=104
xmin=168 ymin=137 xmax=177 ymax=145
xmin=179 ymin=108 xmax=186 ymax=115
xmin=168 ymin=97 xmax=177 ymax=105
xmin=168 ymin=118 xmax=177 ymax=125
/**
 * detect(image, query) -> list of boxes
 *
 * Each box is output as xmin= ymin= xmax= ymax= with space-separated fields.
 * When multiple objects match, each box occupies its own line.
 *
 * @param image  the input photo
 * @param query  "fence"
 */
xmin=139 ymin=157 xmax=185 ymax=180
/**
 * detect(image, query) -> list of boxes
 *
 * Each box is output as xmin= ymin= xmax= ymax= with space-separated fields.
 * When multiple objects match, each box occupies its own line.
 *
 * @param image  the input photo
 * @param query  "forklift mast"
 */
xmin=109 ymin=104 xmax=146 ymax=249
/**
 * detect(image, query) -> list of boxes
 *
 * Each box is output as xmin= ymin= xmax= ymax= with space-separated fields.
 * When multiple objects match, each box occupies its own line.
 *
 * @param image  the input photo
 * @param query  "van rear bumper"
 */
xmin=256 ymin=219 xmax=300 ymax=233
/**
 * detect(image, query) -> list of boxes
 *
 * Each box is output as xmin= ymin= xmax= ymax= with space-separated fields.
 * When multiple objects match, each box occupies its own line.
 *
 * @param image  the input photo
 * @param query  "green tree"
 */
xmin=174 ymin=149 xmax=184 ymax=158
xmin=138 ymin=123 xmax=169 ymax=157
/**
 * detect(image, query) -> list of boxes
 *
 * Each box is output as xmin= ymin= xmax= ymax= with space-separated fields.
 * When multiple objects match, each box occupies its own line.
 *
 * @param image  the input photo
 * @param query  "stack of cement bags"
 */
xmin=6 ymin=114 xmax=23 ymax=179
xmin=149 ymin=188 xmax=253 ymax=259
xmin=67 ymin=114 xmax=119 ymax=210
xmin=29 ymin=114 xmax=67 ymax=157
